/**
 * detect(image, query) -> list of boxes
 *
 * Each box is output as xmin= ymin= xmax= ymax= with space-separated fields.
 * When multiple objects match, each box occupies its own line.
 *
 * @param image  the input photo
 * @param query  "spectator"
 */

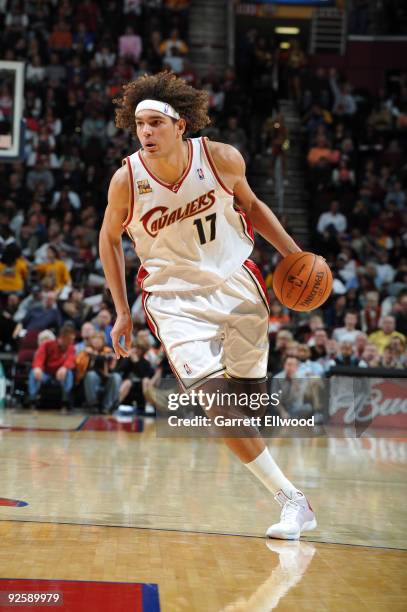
xmin=309 ymin=328 xmax=328 ymax=360
xmin=333 ymin=312 xmax=360 ymax=343
xmin=297 ymin=344 xmax=324 ymax=377
xmin=91 ymin=308 xmax=114 ymax=347
xmin=329 ymin=68 xmax=357 ymax=116
xmin=274 ymin=356 xmax=322 ymax=420
xmin=28 ymin=323 xmax=76 ymax=411
xmin=318 ymin=338 xmax=338 ymax=372
xmin=379 ymin=346 xmax=403 ymax=369
xmin=35 ymin=246 xmax=72 ymax=291
xmin=0 ymin=243 xmax=28 ymax=296
xmin=394 ymin=293 xmax=407 ymax=336
xmin=19 ymin=290 xmax=63 ymax=332
xmin=75 ymin=322 xmax=96 ymax=354
xmin=317 ymin=201 xmax=347 ymax=235
xmin=118 ymin=338 xmax=155 ymax=411
xmin=354 ymin=332 xmax=368 ymax=361
xmin=360 ymin=291 xmax=381 ymax=334
xmin=388 ymin=336 xmax=406 ymax=368
xmin=359 ymin=343 xmax=381 ymax=368
xmin=119 ymin=26 xmax=142 ymax=63
xmin=76 ymin=331 xmax=121 ymax=413
xmin=335 ymin=341 xmax=359 ymax=367
xmin=267 ymin=329 xmax=293 ymax=375
xmin=160 ymin=28 xmax=188 ymax=61
xmin=368 ymin=316 xmax=406 ymax=355
xmin=26 ymin=156 xmax=55 ymax=192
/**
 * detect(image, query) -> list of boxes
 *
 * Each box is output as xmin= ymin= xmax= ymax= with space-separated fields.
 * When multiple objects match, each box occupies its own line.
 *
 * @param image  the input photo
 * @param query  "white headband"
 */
xmin=135 ymin=99 xmax=180 ymax=120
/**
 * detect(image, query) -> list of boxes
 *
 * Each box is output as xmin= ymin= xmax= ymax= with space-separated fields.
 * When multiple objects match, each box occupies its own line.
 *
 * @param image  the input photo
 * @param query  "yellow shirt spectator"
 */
xmin=368 ymin=316 xmax=405 ymax=355
xmin=0 ymin=256 xmax=28 ymax=292
xmin=35 ymin=246 xmax=71 ymax=291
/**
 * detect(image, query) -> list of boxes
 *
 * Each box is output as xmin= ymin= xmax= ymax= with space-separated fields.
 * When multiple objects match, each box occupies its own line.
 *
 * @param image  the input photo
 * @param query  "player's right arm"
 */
xmin=99 ymin=165 xmax=132 ymax=358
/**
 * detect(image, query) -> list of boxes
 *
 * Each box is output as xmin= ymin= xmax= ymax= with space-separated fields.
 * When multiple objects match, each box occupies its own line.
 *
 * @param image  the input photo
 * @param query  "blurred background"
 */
xmin=0 ymin=0 xmax=406 ymax=425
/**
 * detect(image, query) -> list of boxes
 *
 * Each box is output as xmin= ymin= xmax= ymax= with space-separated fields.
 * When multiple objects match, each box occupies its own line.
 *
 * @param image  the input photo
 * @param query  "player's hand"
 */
xmin=110 ymin=312 xmax=133 ymax=359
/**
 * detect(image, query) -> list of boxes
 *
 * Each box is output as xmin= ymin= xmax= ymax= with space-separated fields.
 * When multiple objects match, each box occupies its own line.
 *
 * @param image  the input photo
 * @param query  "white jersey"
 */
xmin=123 ymin=137 xmax=254 ymax=292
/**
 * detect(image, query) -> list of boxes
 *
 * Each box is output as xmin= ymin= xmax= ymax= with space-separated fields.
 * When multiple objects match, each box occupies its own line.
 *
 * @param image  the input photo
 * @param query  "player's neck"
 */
xmin=142 ymin=139 xmax=189 ymax=185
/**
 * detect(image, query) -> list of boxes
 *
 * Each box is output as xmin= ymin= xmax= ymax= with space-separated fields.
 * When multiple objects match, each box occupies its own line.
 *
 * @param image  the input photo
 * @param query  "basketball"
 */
xmin=272 ymin=252 xmax=333 ymax=312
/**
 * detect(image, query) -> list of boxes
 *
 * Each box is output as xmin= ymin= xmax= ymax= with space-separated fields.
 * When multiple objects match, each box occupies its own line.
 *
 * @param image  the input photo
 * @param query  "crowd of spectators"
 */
xmin=0 ymin=2 xmax=406 ymax=416
xmin=263 ymin=61 xmax=407 ymax=395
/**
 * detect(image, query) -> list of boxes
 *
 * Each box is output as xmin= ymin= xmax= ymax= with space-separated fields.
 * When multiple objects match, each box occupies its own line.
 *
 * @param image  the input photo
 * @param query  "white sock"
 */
xmin=244 ymin=447 xmax=299 ymax=499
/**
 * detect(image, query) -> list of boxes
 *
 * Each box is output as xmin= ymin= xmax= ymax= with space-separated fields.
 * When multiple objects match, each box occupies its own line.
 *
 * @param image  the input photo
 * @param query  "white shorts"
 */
xmin=142 ymin=260 xmax=269 ymax=390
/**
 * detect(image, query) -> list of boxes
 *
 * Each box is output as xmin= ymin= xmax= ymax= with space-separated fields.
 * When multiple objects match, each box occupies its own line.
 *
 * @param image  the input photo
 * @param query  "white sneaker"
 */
xmin=266 ymin=490 xmax=317 ymax=540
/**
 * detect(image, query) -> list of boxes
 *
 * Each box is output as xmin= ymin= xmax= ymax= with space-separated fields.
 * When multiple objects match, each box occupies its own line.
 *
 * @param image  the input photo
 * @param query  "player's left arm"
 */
xmin=209 ymin=141 xmax=301 ymax=257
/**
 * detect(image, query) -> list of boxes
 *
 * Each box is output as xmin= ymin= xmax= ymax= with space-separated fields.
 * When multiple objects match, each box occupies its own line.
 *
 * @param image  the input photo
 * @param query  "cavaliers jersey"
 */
xmin=122 ymin=137 xmax=254 ymax=292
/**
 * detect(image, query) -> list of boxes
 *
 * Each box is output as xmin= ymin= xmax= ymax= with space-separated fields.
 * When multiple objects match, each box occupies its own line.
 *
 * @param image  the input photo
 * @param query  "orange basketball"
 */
xmin=272 ymin=252 xmax=333 ymax=312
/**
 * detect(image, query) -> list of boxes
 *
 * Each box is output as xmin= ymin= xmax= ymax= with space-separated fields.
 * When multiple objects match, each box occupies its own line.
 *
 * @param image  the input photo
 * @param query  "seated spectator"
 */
xmin=354 ymin=332 xmax=368 ymax=361
xmin=335 ymin=341 xmax=359 ymax=367
xmin=61 ymin=288 xmax=92 ymax=328
xmin=393 ymin=293 xmax=407 ymax=336
xmin=75 ymin=322 xmax=96 ymax=354
xmin=297 ymin=344 xmax=324 ymax=378
xmin=0 ymin=243 xmax=28 ymax=296
xmin=38 ymin=329 xmax=57 ymax=345
xmin=75 ymin=331 xmax=121 ymax=413
xmin=385 ymin=181 xmax=406 ymax=211
xmin=48 ymin=20 xmax=73 ymax=53
xmin=367 ymin=101 xmax=393 ymax=132
xmin=309 ymin=328 xmax=328 ymax=359
xmin=267 ymin=329 xmax=293 ymax=375
xmin=118 ymin=26 xmax=142 ymax=63
xmin=388 ymin=336 xmax=406 ymax=368
xmin=91 ymin=308 xmax=114 ymax=346
xmin=274 ymin=356 xmax=323 ymax=421
xmin=376 ymin=250 xmax=396 ymax=287
xmin=318 ymin=338 xmax=338 ymax=372
xmin=28 ymin=323 xmax=76 ymax=411
xmin=26 ymin=156 xmax=55 ymax=193
xmin=307 ymin=134 xmax=338 ymax=168
xmin=51 ymin=185 xmax=81 ymax=211
xmin=118 ymin=338 xmax=155 ymax=411
xmin=360 ymin=291 xmax=381 ymax=334
xmin=160 ymin=28 xmax=188 ymax=62
xmin=0 ymin=294 xmax=20 ymax=349
xmin=317 ymin=201 xmax=347 ymax=236
xmin=35 ymin=246 xmax=72 ymax=291
xmin=332 ymin=158 xmax=355 ymax=188
xmin=369 ymin=315 xmax=406 ymax=355
xmin=18 ymin=290 xmax=63 ymax=333
xmin=359 ymin=343 xmax=380 ymax=368
xmin=379 ymin=346 xmax=403 ymax=369
xmin=333 ymin=312 xmax=360 ymax=343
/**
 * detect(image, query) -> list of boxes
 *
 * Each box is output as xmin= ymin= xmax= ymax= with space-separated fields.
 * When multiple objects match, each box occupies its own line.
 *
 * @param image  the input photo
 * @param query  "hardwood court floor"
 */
xmin=0 ymin=409 xmax=406 ymax=611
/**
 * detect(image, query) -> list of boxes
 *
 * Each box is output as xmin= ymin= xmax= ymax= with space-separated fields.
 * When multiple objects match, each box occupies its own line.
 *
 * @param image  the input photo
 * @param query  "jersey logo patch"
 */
xmin=197 ymin=168 xmax=205 ymax=180
xmin=137 ymin=179 xmax=153 ymax=195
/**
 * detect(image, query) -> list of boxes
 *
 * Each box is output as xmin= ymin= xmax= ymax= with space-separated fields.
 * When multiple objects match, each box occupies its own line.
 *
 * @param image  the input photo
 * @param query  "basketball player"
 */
xmin=99 ymin=72 xmax=316 ymax=540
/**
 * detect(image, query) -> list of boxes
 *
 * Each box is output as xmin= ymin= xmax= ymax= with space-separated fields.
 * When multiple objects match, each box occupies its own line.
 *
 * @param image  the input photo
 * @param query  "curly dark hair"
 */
xmin=113 ymin=71 xmax=210 ymax=137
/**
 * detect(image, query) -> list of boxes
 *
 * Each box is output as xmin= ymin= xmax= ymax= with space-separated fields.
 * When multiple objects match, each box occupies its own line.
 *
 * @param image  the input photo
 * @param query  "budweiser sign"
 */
xmin=329 ymin=378 xmax=407 ymax=428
